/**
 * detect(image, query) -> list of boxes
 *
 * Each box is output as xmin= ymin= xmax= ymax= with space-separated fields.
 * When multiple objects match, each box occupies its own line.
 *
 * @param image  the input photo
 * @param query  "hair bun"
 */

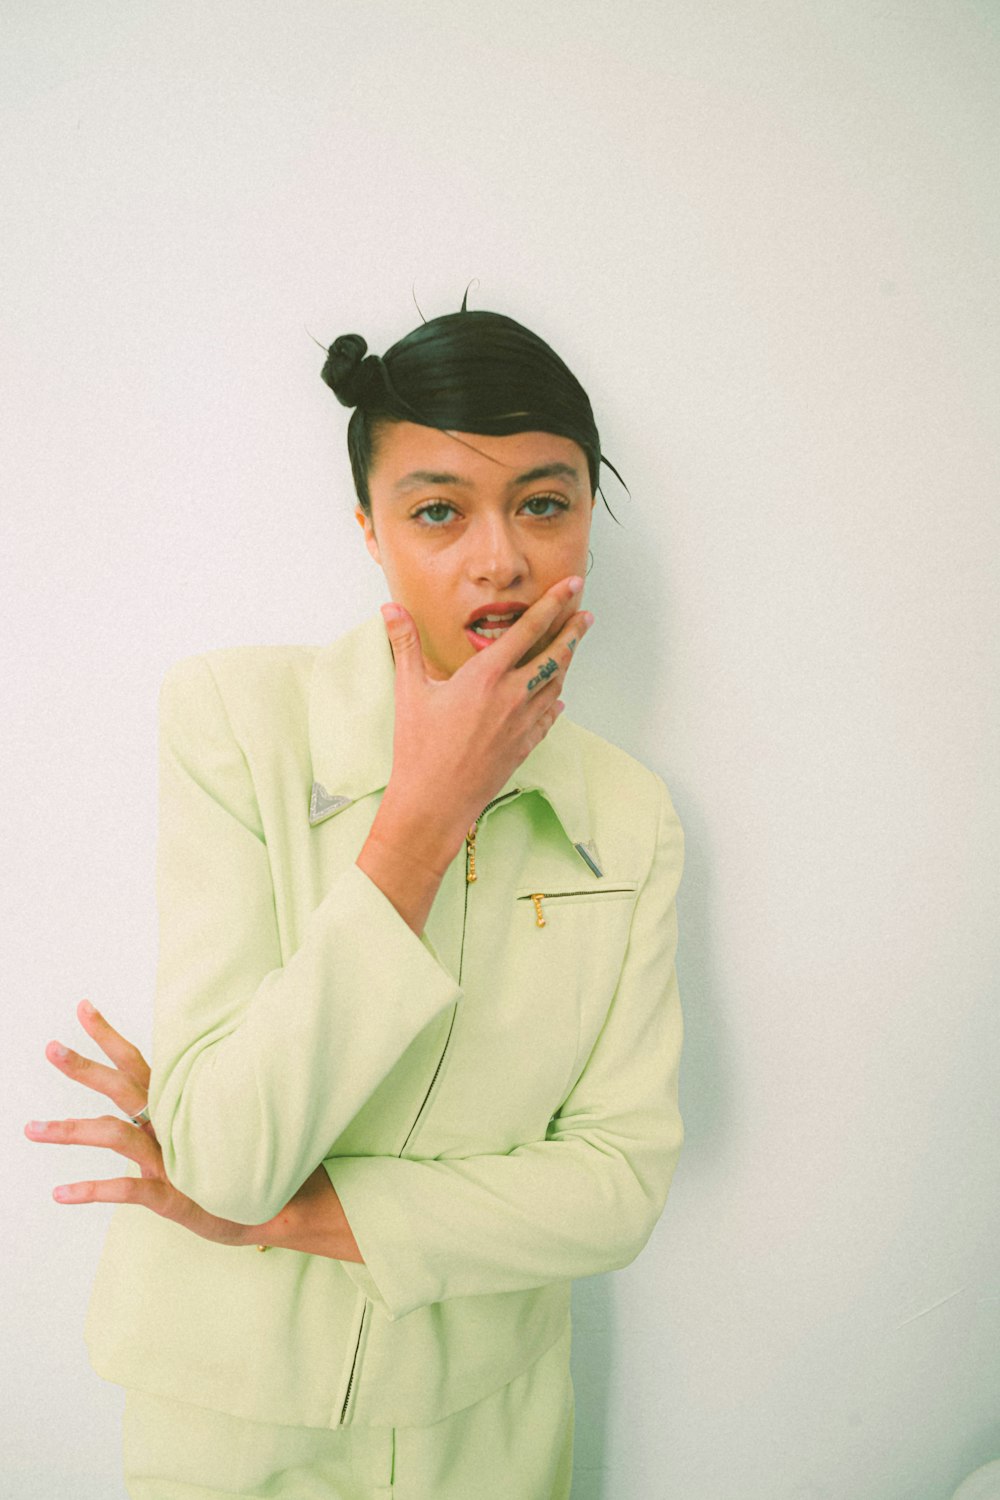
xmin=320 ymin=333 xmax=386 ymax=409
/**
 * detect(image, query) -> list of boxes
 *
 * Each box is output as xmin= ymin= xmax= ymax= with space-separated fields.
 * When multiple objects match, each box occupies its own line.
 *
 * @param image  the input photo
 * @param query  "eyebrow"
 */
xmin=392 ymin=462 xmax=581 ymax=494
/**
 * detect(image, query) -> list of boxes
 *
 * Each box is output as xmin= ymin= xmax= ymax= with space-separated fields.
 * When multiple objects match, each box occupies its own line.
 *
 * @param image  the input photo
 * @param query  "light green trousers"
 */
xmin=121 ymin=1322 xmax=574 ymax=1499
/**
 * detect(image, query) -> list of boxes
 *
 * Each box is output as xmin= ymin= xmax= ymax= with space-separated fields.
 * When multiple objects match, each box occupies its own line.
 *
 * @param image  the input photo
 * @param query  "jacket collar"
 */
xmin=306 ymin=610 xmax=603 ymax=875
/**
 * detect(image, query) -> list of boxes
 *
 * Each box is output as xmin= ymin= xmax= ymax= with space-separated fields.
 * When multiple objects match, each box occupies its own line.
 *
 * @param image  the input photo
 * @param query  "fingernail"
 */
xmin=80 ymin=999 xmax=95 ymax=1016
xmin=50 ymin=1043 xmax=68 ymax=1060
xmin=53 ymin=1186 xmax=71 ymax=1201
xmin=26 ymin=1121 xmax=47 ymax=1133
xmin=582 ymin=611 xmax=594 ymax=627
xmin=568 ymin=576 xmax=584 ymax=594
xmin=381 ymin=604 xmax=402 ymax=623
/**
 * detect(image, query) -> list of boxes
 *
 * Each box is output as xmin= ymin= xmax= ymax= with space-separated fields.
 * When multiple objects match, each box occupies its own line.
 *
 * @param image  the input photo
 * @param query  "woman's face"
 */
xmin=356 ymin=420 xmax=595 ymax=680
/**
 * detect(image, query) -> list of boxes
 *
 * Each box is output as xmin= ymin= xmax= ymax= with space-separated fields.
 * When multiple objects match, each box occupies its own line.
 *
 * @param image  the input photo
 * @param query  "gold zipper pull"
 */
xmin=530 ymin=893 xmax=546 ymax=927
xmin=466 ymin=822 xmax=478 ymax=883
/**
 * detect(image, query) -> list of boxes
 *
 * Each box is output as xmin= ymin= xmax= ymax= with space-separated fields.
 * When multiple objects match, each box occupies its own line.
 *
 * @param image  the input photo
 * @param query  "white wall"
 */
xmin=4 ymin=3 xmax=997 ymax=1496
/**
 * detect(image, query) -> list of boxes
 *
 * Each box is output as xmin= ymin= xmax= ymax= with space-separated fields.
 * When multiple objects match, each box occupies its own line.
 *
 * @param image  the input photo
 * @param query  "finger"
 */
xmin=24 ymin=1114 xmax=162 ymax=1171
xmin=380 ymin=603 xmax=425 ymax=687
xmin=525 ymin=697 xmax=565 ymax=754
xmin=50 ymin=1175 xmax=173 ymax=1208
xmin=44 ymin=1041 xmax=149 ymax=1118
xmin=536 ymin=695 xmax=566 ymax=732
xmin=524 ymin=651 xmax=563 ymax=696
xmin=521 ymin=609 xmax=593 ymax=698
xmin=76 ymin=999 xmax=151 ymax=1091
xmin=492 ymin=575 xmax=586 ymax=674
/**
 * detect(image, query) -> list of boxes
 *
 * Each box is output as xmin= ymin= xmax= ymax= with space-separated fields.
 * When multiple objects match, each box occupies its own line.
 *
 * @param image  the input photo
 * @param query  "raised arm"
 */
xmin=150 ymin=583 xmax=591 ymax=1227
xmin=147 ymin=654 xmax=464 ymax=1224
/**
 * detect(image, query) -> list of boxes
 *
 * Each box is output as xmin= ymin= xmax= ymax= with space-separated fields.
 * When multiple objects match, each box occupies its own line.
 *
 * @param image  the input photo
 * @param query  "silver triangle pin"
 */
xmin=309 ymin=782 xmax=353 ymax=826
xmin=573 ymin=839 xmax=604 ymax=877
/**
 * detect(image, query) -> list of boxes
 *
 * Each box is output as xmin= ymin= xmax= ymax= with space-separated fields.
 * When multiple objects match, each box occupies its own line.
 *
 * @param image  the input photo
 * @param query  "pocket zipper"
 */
xmin=520 ymin=888 xmax=638 ymax=927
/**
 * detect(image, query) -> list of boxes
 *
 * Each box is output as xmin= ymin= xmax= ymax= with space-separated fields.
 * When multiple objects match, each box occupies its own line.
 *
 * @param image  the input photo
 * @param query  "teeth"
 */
xmin=470 ymin=611 xmax=522 ymax=626
xmin=470 ymin=611 xmax=522 ymax=639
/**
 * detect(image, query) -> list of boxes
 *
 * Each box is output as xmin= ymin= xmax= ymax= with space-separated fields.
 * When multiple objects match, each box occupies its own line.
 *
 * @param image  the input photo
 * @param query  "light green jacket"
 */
xmin=85 ymin=609 xmax=686 ymax=1429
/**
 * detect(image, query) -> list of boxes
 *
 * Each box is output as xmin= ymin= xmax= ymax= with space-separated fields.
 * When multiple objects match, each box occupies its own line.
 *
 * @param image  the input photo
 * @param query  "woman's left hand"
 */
xmin=24 ymin=1000 xmax=253 ymax=1248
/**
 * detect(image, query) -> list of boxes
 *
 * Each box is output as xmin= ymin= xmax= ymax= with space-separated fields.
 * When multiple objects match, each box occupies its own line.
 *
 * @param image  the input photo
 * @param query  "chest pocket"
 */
xmin=509 ymin=878 xmax=642 ymax=1111
xmin=407 ymin=878 xmax=642 ymax=1156
xmin=514 ymin=881 xmax=639 ymax=928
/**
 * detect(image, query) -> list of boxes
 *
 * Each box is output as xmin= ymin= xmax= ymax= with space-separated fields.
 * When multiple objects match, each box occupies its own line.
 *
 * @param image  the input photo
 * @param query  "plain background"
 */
xmin=3 ymin=3 xmax=998 ymax=1497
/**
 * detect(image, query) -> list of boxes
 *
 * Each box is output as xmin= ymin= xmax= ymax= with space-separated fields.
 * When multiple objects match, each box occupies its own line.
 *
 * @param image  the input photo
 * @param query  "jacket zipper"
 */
xmin=520 ymin=888 xmax=638 ymax=927
xmin=338 ymin=786 xmax=521 ymax=1423
xmin=404 ymin=788 xmax=521 ymax=1143
xmin=465 ymin=788 xmax=522 ymax=883
xmin=339 ymin=1303 xmax=367 ymax=1424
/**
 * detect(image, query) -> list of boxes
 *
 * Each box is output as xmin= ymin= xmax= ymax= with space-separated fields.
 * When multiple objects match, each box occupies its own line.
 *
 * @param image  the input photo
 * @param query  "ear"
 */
xmin=355 ymin=506 xmax=382 ymax=567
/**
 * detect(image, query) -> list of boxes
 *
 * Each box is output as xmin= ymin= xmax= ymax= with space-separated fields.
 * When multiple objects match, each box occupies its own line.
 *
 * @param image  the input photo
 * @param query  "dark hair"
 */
xmin=317 ymin=288 xmax=627 ymax=523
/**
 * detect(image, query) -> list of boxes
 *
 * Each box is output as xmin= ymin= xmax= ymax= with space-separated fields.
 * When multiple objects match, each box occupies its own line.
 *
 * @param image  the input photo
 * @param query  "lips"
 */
xmin=464 ymin=602 xmax=530 ymax=629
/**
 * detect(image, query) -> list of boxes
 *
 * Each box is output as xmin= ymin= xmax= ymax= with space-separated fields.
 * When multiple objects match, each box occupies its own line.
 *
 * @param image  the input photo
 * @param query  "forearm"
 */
xmin=245 ymin=1164 xmax=365 ymax=1262
xmin=356 ymin=786 xmax=465 ymax=937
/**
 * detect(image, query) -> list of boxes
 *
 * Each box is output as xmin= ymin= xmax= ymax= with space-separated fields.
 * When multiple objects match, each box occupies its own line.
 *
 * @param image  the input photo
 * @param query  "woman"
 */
xmin=27 ymin=297 xmax=687 ymax=1499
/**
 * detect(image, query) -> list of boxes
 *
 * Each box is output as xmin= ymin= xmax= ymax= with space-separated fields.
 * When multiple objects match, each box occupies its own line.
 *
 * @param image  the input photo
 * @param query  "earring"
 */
xmin=586 ymin=549 xmax=594 ymax=576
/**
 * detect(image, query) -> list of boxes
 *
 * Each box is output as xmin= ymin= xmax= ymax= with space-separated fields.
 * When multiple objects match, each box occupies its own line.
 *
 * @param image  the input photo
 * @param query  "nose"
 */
xmin=467 ymin=513 xmax=529 ymax=587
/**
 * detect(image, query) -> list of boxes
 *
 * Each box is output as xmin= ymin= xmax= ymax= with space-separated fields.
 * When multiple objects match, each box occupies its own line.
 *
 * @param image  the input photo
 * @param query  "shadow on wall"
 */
xmin=951 ymin=1461 xmax=1000 ymax=1500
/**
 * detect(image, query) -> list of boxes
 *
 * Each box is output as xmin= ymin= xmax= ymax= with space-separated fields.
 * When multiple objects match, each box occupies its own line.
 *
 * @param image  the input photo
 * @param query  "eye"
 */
xmin=411 ymin=494 xmax=570 ymax=527
xmin=521 ymin=493 xmax=570 ymax=519
xmin=412 ymin=501 xmax=458 ymax=526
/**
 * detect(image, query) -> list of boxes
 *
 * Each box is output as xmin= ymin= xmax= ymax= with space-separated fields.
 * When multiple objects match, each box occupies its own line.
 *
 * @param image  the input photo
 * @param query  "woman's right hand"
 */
xmin=379 ymin=575 xmax=593 ymax=858
xmin=25 ymin=1002 xmax=253 ymax=1248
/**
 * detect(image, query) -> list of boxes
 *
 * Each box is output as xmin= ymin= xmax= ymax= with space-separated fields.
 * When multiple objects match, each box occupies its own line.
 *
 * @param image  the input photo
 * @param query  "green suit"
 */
xmin=85 ymin=608 xmax=686 ymax=1436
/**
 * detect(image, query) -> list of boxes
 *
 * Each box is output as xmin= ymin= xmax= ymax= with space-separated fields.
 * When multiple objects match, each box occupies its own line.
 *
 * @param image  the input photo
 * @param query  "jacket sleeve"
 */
xmin=146 ymin=654 xmax=464 ymax=1224
xmin=324 ymin=777 xmax=686 ymax=1322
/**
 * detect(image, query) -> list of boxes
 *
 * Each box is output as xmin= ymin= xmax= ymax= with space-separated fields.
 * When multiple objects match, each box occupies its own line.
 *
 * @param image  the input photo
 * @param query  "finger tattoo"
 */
xmin=527 ymin=657 xmax=558 ymax=693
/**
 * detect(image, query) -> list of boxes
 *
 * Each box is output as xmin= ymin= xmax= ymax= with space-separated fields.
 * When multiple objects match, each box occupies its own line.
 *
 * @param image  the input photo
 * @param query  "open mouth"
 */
xmin=466 ymin=609 xmax=526 ymax=639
